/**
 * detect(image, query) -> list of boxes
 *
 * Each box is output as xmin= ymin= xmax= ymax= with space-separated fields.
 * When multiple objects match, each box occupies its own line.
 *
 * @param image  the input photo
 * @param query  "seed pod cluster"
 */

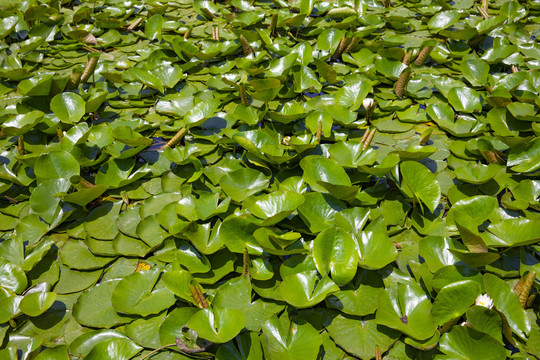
xmin=240 ymin=34 xmax=254 ymax=56
xmin=395 ymin=68 xmax=411 ymax=98
xmin=402 ymin=50 xmax=413 ymax=65
xmin=80 ymin=56 xmax=98 ymax=83
xmin=239 ymin=83 xmax=249 ymax=106
xmin=413 ymin=46 xmax=433 ymax=66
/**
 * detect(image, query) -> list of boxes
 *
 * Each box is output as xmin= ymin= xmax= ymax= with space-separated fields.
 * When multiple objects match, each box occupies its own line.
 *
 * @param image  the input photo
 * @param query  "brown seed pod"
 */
xmin=362 ymin=128 xmax=376 ymax=151
xmin=82 ymin=32 xmax=98 ymax=45
xmin=183 ymin=28 xmax=191 ymax=39
xmin=381 ymin=0 xmax=389 ymax=7
xmin=395 ymin=68 xmax=411 ymax=98
xmin=242 ymin=248 xmax=249 ymax=276
xmin=517 ymin=271 xmax=536 ymax=308
xmin=239 ymin=84 xmax=249 ymax=106
xmin=344 ymin=37 xmax=360 ymax=53
xmin=189 ymin=280 xmax=208 ymax=309
xmin=212 ymin=25 xmax=220 ymax=41
xmin=402 ymin=49 xmax=413 ymax=66
xmin=477 ymin=5 xmax=489 ymax=19
xmin=201 ymin=7 xmax=217 ymax=20
xmin=80 ymin=56 xmax=98 ymax=83
xmin=413 ymin=46 xmax=433 ymax=66
xmin=359 ymin=128 xmax=370 ymax=145
xmin=332 ymin=36 xmax=350 ymax=60
xmin=17 ymin=135 xmax=25 ymax=155
xmin=240 ymin=34 xmax=254 ymax=56
xmin=270 ymin=14 xmax=278 ymax=36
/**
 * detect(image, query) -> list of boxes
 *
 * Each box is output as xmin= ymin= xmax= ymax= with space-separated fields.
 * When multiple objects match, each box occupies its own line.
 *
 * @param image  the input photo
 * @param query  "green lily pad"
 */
xmin=188 ymin=306 xmax=245 ymax=343
xmin=50 ymin=92 xmax=86 ymax=124
xmin=279 ymin=271 xmax=339 ymax=308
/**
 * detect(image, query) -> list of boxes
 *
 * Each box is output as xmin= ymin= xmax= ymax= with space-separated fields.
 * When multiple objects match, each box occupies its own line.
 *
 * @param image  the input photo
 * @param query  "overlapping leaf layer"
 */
xmin=0 ymin=0 xmax=539 ymax=359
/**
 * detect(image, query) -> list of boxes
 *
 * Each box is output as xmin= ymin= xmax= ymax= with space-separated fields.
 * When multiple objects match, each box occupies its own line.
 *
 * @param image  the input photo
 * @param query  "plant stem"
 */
xmin=139 ymin=344 xmax=176 ymax=360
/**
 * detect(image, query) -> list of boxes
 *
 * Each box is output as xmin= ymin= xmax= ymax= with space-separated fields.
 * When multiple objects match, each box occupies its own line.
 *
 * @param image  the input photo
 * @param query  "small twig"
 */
xmin=242 ymin=248 xmax=249 ymax=276
xmin=17 ymin=136 xmax=25 ymax=155
xmin=127 ymin=17 xmax=143 ymax=31
xmin=362 ymin=128 xmax=376 ymax=151
xmin=162 ymin=127 xmax=187 ymax=149
xmin=184 ymin=28 xmax=191 ymax=39
xmin=139 ymin=344 xmax=176 ymax=360
xmin=477 ymin=5 xmax=489 ymax=19
xmin=4 ymin=196 xmax=18 ymax=204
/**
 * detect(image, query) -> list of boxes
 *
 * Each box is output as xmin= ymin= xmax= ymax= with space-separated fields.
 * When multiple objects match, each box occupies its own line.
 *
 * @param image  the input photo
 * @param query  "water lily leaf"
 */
xmin=356 ymin=218 xmax=397 ymax=270
xmin=33 ymin=346 xmax=69 ymax=360
xmin=59 ymin=238 xmax=115 ymax=270
xmin=51 ymin=92 xmax=86 ymax=124
xmin=432 ymin=280 xmax=480 ymax=326
xmin=447 ymin=87 xmax=482 ymax=113
xmin=335 ymin=78 xmax=372 ymax=110
xmin=466 ymin=305 xmax=503 ymax=344
xmin=73 ymin=279 xmax=132 ymax=328
xmin=279 ymin=271 xmax=339 ymax=308
xmin=329 ymin=142 xmax=377 ymax=168
xmin=112 ymin=268 xmax=176 ymax=316
xmin=188 ymin=306 xmax=245 ymax=343
xmin=2 ymin=110 xmax=44 ymax=136
xmin=145 ymin=14 xmax=163 ymax=41
xmin=219 ymin=215 xmax=264 ymax=255
xmin=158 ymin=307 xmax=199 ymax=345
xmin=216 ymin=331 xmax=264 ymax=360
xmin=439 ymin=326 xmax=505 ymax=360
xmin=84 ymin=201 xmax=122 ymax=240
xmin=461 ymin=58 xmax=489 ymax=86
xmin=326 ymin=312 xmax=401 ymax=359
xmin=261 ymin=315 xmax=321 ymax=360
xmin=0 ymin=259 xmax=27 ymax=294
xmin=297 ymin=193 xmax=346 ymax=233
xmin=400 ymin=161 xmax=441 ymax=213
xmin=84 ymin=338 xmax=142 ymax=360
xmin=448 ymin=195 xmax=497 ymax=226
xmin=428 ymin=10 xmax=460 ymax=30
xmin=293 ymin=66 xmax=322 ymax=93
xmin=482 ymin=218 xmax=539 ymax=247
xmin=507 ymin=138 xmax=540 ymax=173
xmin=249 ymin=78 xmax=282 ymax=102
xmin=243 ymin=190 xmax=304 ymax=226
xmin=313 ymin=227 xmax=358 ymax=285
xmin=454 ymin=163 xmax=503 ymax=184
xmin=484 ymin=273 xmax=530 ymax=338
xmin=300 ymin=155 xmax=351 ymax=192
xmin=394 ymin=145 xmax=436 ymax=161
xmin=34 ymin=150 xmax=80 ymax=181
xmin=185 ymin=98 xmax=220 ymax=126
xmin=29 ymin=178 xmax=71 ymax=223
xmin=376 ymin=282 xmax=437 ymax=340
xmin=128 ymin=68 xmax=164 ymax=93
xmin=19 ymin=291 xmax=56 ymax=317
xmin=95 ymin=158 xmax=150 ymax=189
xmin=175 ymin=240 xmax=211 ymax=273
xmin=17 ymin=73 xmax=53 ymax=96
xmin=305 ymin=110 xmax=332 ymax=137
xmin=219 ymin=168 xmax=270 ymax=202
